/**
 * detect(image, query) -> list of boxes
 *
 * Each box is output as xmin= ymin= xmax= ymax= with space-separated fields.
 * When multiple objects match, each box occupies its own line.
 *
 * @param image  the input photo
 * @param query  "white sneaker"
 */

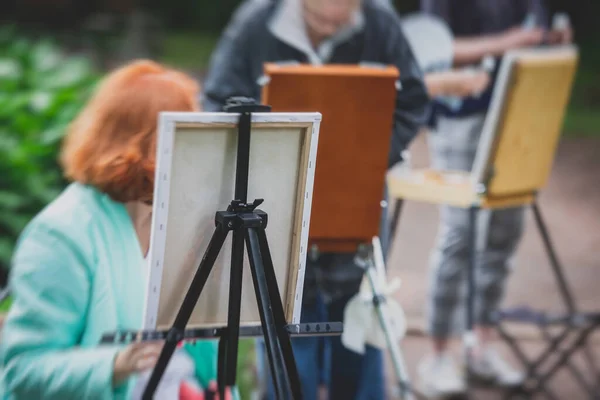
xmin=467 ymin=347 xmax=524 ymax=387
xmin=417 ymin=353 xmax=467 ymax=398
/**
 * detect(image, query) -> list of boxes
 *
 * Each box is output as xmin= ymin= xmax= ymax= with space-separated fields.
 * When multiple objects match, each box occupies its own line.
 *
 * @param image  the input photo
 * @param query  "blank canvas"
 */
xmin=143 ymin=112 xmax=321 ymax=331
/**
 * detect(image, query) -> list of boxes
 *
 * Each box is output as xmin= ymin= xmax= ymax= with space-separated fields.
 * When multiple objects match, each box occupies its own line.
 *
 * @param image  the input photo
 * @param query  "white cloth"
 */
xmin=341 ymin=271 xmax=407 ymax=354
xmin=130 ymin=349 xmax=201 ymax=400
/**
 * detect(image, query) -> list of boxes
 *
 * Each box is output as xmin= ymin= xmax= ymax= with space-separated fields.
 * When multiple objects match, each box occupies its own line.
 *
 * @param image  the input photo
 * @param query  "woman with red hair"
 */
xmin=0 ymin=60 xmax=228 ymax=399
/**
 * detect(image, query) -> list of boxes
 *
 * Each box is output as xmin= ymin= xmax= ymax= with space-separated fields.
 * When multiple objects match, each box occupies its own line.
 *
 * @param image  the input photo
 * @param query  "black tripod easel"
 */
xmin=137 ymin=97 xmax=342 ymax=400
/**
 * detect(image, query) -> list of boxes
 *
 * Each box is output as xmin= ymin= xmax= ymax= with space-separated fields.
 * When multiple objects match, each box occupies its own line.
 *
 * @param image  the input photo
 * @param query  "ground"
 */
xmin=385 ymin=134 xmax=600 ymax=399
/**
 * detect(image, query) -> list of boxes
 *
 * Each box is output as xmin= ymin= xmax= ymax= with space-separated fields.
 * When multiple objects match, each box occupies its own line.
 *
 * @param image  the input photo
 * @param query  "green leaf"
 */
xmin=5 ymin=38 xmax=31 ymax=63
xmin=0 ymin=58 xmax=23 ymax=92
xmin=0 ymin=192 xmax=24 ymax=211
xmin=0 ymin=133 xmax=19 ymax=155
xmin=11 ymin=111 xmax=44 ymax=137
xmin=32 ymin=57 xmax=95 ymax=90
xmin=40 ymin=126 xmax=67 ymax=145
xmin=30 ymin=40 xmax=62 ymax=73
xmin=0 ymin=211 xmax=30 ymax=236
xmin=0 ymin=93 xmax=30 ymax=119
xmin=29 ymin=91 xmax=54 ymax=114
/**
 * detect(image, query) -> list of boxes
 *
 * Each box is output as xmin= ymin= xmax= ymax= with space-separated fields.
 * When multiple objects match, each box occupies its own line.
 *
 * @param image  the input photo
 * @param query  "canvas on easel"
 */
xmin=142 ymin=111 xmax=321 ymax=331
xmin=387 ymin=45 xmax=579 ymax=209
xmin=261 ymin=63 xmax=400 ymax=253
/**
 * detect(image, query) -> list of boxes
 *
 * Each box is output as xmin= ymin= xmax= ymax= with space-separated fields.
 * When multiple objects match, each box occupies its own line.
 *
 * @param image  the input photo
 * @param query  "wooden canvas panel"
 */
xmin=261 ymin=63 xmax=399 ymax=252
xmin=471 ymin=46 xmax=578 ymax=196
xmin=143 ymin=112 xmax=321 ymax=330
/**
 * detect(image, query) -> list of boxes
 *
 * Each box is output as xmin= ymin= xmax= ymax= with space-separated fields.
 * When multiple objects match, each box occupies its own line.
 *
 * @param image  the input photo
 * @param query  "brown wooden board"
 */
xmin=261 ymin=63 xmax=399 ymax=253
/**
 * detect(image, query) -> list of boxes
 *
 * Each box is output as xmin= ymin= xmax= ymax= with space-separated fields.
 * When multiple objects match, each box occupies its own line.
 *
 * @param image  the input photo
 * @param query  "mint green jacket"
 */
xmin=0 ymin=183 xmax=219 ymax=399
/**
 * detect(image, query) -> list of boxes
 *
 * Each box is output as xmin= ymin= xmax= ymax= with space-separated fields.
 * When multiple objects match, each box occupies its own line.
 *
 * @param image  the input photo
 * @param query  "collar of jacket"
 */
xmin=268 ymin=0 xmax=365 ymax=65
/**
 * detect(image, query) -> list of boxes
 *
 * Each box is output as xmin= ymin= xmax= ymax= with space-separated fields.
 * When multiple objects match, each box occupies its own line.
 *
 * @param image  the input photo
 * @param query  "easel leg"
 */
xmin=219 ymin=228 xmax=246 ymax=398
xmin=464 ymin=206 xmax=479 ymax=375
xmin=532 ymin=201 xmax=600 ymax=383
xmin=368 ymin=238 xmax=414 ymax=400
xmin=256 ymin=229 xmax=302 ymax=398
xmin=529 ymin=323 xmax=598 ymax=396
xmin=142 ymin=227 xmax=229 ymax=400
xmin=531 ymin=202 xmax=575 ymax=311
xmin=389 ymin=199 xmax=404 ymax=246
xmin=245 ymin=228 xmax=296 ymax=400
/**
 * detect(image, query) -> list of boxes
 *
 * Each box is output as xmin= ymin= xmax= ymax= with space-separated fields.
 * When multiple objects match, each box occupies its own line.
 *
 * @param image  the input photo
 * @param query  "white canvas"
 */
xmin=143 ymin=112 xmax=321 ymax=330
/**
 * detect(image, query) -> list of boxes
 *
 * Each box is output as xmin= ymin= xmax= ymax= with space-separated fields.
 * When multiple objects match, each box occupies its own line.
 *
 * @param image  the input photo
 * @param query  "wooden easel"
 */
xmin=387 ymin=46 xmax=600 ymax=398
xmin=261 ymin=63 xmax=399 ymax=253
xmin=261 ymin=63 xmax=420 ymax=399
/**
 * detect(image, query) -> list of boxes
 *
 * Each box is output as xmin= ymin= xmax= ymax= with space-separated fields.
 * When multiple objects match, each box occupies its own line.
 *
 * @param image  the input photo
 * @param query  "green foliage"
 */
xmin=0 ymin=25 xmax=99 ymax=272
xmin=563 ymin=41 xmax=600 ymax=137
xmin=0 ymin=296 xmax=12 ymax=313
xmin=144 ymin=0 xmax=243 ymax=33
xmin=237 ymin=339 xmax=258 ymax=399
xmin=159 ymin=32 xmax=219 ymax=72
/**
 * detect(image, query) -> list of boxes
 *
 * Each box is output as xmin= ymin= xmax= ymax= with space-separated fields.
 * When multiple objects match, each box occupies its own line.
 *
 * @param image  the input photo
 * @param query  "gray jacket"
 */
xmin=201 ymin=0 xmax=430 ymax=166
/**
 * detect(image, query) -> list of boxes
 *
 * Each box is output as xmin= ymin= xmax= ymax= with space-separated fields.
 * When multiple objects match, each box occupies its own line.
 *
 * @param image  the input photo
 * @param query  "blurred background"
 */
xmin=0 ymin=0 xmax=599 ymax=398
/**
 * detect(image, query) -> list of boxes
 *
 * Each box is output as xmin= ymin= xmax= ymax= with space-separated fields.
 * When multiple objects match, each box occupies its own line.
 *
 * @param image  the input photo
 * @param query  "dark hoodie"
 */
xmin=201 ymin=0 xmax=430 ymax=167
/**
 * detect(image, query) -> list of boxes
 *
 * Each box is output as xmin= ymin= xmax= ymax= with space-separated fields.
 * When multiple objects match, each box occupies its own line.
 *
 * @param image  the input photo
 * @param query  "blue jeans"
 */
xmin=256 ymin=293 xmax=386 ymax=400
xmin=256 ymin=186 xmax=391 ymax=399
xmin=256 ymin=292 xmax=330 ymax=400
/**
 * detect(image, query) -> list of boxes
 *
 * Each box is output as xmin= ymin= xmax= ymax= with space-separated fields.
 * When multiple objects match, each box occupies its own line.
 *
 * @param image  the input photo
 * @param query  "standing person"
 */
xmin=0 ymin=60 xmax=232 ymax=400
xmin=418 ymin=0 xmax=573 ymax=397
xmin=202 ymin=0 xmax=430 ymax=399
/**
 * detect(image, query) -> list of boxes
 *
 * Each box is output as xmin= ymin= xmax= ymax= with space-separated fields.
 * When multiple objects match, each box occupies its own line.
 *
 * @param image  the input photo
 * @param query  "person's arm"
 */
xmin=421 ymin=0 xmax=545 ymax=66
xmin=424 ymin=69 xmax=490 ymax=98
xmin=201 ymin=1 xmax=260 ymax=112
xmin=385 ymin=15 xmax=431 ymax=165
xmin=452 ymin=28 xmax=544 ymax=66
xmin=1 ymin=222 xmax=123 ymax=399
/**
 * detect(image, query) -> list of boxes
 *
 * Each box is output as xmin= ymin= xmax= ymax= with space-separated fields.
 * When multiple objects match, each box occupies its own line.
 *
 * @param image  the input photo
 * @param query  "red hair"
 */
xmin=60 ymin=60 xmax=199 ymax=203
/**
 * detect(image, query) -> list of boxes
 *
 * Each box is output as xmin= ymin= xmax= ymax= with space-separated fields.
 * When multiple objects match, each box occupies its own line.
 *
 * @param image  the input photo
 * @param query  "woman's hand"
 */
xmin=453 ymin=70 xmax=491 ymax=97
xmin=425 ymin=70 xmax=491 ymax=98
xmin=113 ymin=341 xmax=164 ymax=387
xmin=547 ymin=27 xmax=573 ymax=45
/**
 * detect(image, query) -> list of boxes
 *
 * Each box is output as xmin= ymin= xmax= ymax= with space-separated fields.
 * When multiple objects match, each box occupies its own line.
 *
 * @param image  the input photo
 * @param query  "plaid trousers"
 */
xmin=427 ymin=114 xmax=525 ymax=338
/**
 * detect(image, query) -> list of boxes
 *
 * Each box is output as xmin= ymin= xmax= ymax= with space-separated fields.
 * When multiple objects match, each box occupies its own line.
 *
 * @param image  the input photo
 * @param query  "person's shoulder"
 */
xmin=14 ymin=183 xmax=107 ymax=260
xmin=227 ymin=0 xmax=275 ymax=34
xmin=364 ymin=0 xmax=401 ymax=22
xmin=31 ymin=183 xmax=101 ymax=230
xmin=363 ymin=0 xmax=404 ymax=35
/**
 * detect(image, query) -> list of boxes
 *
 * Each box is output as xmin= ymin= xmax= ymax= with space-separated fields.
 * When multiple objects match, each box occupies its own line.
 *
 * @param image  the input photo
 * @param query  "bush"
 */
xmin=0 ymin=25 xmax=99 ymax=277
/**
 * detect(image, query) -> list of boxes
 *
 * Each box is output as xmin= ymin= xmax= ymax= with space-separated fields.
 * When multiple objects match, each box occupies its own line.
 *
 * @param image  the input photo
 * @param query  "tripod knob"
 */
xmin=225 ymin=96 xmax=257 ymax=107
xmin=223 ymin=96 xmax=272 ymax=113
